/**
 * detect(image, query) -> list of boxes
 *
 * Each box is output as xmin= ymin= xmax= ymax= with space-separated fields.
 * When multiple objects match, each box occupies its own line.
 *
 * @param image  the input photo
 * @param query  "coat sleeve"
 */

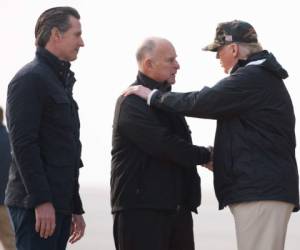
xmin=6 ymin=74 xmax=52 ymax=207
xmin=72 ymin=166 xmax=84 ymax=214
xmin=150 ymin=71 xmax=264 ymax=119
xmin=118 ymin=95 xmax=210 ymax=167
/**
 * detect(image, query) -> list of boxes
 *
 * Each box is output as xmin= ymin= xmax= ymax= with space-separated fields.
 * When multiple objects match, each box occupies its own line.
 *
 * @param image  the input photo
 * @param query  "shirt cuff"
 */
xmin=147 ymin=89 xmax=158 ymax=106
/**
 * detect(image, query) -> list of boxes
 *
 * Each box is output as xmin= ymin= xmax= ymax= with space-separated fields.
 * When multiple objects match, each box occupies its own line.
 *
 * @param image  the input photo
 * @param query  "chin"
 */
xmin=223 ymin=67 xmax=229 ymax=74
xmin=167 ymin=78 xmax=176 ymax=85
xmin=69 ymin=55 xmax=78 ymax=62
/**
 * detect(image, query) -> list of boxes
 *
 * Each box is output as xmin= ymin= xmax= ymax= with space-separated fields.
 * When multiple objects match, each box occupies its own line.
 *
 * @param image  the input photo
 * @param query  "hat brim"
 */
xmin=202 ymin=42 xmax=222 ymax=52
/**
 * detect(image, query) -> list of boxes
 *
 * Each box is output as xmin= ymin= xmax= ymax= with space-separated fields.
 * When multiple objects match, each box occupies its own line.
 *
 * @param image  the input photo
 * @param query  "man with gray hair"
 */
xmin=6 ymin=6 xmax=85 ymax=250
xmin=124 ymin=21 xmax=299 ymax=250
xmin=111 ymin=37 xmax=212 ymax=250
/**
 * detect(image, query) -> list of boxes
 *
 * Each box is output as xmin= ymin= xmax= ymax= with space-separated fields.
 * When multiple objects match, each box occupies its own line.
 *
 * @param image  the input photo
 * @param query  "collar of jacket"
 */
xmin=36 ymin=47 xmax=76 ymax=89
xmin=230 ymin=50 xmax=288 ymax=79
xmin=136 ymin=71 xmax=171 ymax=92
xmin=231 ymin=50 xmax=270 ymax=74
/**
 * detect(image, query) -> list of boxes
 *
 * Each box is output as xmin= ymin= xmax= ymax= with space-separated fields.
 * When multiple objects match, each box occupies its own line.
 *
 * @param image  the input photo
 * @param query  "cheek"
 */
xmin=164 ymin=65 xmax=173 ymax=73
xmin=164 ymin=68 xmax=173 ymax=78
xmin=221 ymin=54 xmax=233 ymax=66
xmin=156 ymin=65 xmax=169 ymax=75
xmin=64 ymin=37 xmax=77 ymax=47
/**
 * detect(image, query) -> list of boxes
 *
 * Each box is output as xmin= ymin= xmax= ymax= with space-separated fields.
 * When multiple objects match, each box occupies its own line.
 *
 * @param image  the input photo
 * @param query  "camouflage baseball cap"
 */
xmin=203 ymin=20 xmax=258 ymax=52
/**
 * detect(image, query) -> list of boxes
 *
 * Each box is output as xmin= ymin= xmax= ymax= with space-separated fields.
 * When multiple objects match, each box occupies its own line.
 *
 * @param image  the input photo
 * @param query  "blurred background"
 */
xmin=0 ymin=0 xmax=299 ymax=249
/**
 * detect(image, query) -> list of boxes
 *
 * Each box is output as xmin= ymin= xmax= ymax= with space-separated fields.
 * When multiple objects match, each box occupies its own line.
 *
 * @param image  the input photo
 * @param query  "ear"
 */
xmin=143 ymin=58 xmax=153 ymax=70
xmin=232 ymin=43 xmax=239 ymax=58
xmin=50 ymin=27 xmax=63 ymax=42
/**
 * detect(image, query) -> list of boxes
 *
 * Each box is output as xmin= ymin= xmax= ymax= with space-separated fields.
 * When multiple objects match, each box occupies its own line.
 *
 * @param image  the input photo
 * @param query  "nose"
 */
xmin=175 ymin=60 xmax=180 ymax=69
xmin=216 ymin=51 xmax=220 ymax=59
xmin=79 ymin=37 xmax=85 ymax=47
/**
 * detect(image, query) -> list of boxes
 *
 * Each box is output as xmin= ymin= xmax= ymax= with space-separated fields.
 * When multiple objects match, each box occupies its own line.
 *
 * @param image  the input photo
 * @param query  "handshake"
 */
xmin=203 ymin=146 xmax=213 ymax=171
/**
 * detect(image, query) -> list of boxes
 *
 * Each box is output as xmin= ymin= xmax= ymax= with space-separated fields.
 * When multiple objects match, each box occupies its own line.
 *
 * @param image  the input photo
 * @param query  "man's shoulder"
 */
xmin=123 ymin=95 xmax=150 ymax=116
xmin=11 ymin=58 xmax=51 ymax=83
xmin=117 ymin=91 xmax=147 ymax=108
xmin=112 ymin=94 xmax=151 ymax=126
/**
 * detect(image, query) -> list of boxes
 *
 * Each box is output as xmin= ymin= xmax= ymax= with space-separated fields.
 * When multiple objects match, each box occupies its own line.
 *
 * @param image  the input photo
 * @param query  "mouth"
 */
xmin=167 ymin=73 xmax=177 ymax=84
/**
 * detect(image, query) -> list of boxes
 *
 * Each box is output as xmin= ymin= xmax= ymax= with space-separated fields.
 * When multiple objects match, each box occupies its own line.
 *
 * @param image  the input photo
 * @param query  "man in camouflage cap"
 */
xmin=123 ymin=19 xmax=299 ymax=250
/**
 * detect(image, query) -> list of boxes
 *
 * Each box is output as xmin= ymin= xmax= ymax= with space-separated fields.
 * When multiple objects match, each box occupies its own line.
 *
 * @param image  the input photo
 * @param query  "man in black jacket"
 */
xmin=124 ymin=21 xmax=299 ymax=250
xmin=111 ymin=37 xmax=212 ymax=250
xmin=6 ymin=7 xmax=85 ymax=250
xmin=0 ymin=106 xmax=16 ymax=250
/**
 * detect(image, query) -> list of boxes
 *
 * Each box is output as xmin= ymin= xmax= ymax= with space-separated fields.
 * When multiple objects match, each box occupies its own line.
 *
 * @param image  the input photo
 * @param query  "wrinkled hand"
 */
xmin=35 ymin=202 xmax=56 ymax=239
xmin=203 ymin=161 xmax=214 ymax=171
xmin=123 ymin=85 xmax=151 ymax=100
xmin=69 ymin=214 xmax=86 ymax=244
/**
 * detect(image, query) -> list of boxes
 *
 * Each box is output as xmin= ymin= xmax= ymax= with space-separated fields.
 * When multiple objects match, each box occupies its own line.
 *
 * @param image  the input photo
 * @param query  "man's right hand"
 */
xmin=203 ymin=146 xmax=214 ymax=171
xmin=203 ymin=161 xmax=214 ymax=171
xmin=123 ymin=85 xmax=151 ymax=100
xmin=35 ymin=202 xmax=56 ymax=239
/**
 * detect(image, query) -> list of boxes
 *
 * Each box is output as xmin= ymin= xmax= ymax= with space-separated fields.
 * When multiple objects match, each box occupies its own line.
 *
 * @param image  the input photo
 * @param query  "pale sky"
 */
xmin=0 ymin=0 xmax=299 ymax=189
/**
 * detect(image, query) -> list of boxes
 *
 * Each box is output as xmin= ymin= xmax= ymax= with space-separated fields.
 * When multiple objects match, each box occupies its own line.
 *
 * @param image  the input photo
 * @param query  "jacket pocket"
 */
xmin=47 ymin=94 xmax=73 ymax=128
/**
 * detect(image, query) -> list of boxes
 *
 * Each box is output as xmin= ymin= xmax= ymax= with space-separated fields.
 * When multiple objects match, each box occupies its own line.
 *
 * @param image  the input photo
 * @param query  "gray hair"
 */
xmin=136 ymin=38 xmax=157 ymax=63
xmin=237 ymin=42 xmax=263 ymax=59
xmin=35 ymin=6 xmax=80 ymax=47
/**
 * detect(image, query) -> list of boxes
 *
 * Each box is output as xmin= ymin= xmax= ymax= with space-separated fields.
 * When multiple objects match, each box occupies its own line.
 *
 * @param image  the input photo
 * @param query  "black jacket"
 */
xmin=111 ymin=72 xmax=210 ymax=213
xmin=5 ymin=47 xmax=84 ymax=214
xmin=150 ymin=51 xmax=299 ymax=211
xmin=0 ymin=124 xmax=11 ymax=204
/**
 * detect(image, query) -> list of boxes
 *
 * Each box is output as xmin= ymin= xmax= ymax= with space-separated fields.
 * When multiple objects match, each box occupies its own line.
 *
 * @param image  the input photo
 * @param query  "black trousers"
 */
xmin=8 ymin=207 xmax=71 ymax=250
xmin=113 ymin=209 xmax=194 ymax=250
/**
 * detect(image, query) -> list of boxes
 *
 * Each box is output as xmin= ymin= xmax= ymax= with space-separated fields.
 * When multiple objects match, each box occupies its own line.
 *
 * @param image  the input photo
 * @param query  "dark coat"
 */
xmin=5 ymin=47 xmax=84 ymax=214
xmin=150 ymin=51 xmax=299 ymax=211
xmin=0 ymin=124 xmax=11 ymax=204
xmin=111 ymin=72 xmax=210 ymax=213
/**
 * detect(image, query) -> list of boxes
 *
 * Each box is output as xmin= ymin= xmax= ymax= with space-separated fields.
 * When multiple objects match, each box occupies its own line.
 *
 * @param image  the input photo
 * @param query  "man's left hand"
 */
xmin=69 ymin=214 xmax=86 ymax=244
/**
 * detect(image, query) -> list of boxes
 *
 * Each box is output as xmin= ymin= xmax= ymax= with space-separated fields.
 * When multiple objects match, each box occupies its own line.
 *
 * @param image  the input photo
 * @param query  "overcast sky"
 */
xmin=0 ymin=0 xmax=299 ymax=189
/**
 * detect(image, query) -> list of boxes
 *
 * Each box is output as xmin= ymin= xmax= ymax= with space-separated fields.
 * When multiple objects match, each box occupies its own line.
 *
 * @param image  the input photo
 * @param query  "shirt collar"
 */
xmin=231 ymin=50 xmax=269 ymax=74
xmin=36 ymin=47 xmax=70 ymax=71
xmin=136 ymin=71 xmax=171 ymax=92
xmin=36 ymin=47 xmax=75 ymax=89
